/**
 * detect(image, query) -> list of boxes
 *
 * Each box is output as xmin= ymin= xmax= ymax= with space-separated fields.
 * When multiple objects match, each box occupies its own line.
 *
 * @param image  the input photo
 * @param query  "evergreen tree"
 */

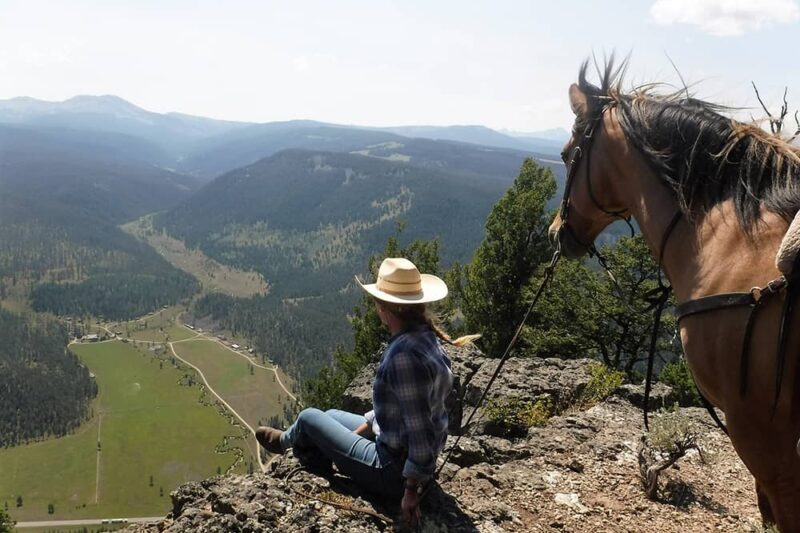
xmin=462 ymin=158 xmax=557 ymax=357
xmin=525 ymin=235 xmax=680 ymax=379
xmin=0 ymin=505 xmax=13 ymax=533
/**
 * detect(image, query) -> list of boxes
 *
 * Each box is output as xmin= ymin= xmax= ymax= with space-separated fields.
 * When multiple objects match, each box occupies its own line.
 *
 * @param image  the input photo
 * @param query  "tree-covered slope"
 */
xmin=0 ymin=124 xmax=200 ymax=223
xmin=0 ymin=309 xmax=97 ymax=447
xmin=158 ymin=149 xmax=508 ymax=297
xmin=0 ymin=125 xmax=201 ymax=318
xmin=176 ymin=122 xmax=564 ymax=184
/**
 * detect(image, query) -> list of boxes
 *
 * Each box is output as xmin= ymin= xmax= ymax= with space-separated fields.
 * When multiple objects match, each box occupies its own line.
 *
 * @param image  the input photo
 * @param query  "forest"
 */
xmin=0 ymin=309 xmax=97 ymax=447
xmin=0 ymin=193 xmax=199 ymax=320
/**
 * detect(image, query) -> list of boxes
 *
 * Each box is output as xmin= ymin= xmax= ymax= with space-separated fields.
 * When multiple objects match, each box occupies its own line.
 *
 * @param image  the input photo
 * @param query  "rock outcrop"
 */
xmin=127 ymin=346 xmax=760 ymax=533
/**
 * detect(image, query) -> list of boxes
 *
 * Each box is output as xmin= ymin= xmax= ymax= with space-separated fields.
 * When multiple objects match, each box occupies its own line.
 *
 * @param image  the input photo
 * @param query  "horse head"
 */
xmin=548 ymin=81 xmax=632 ymax=259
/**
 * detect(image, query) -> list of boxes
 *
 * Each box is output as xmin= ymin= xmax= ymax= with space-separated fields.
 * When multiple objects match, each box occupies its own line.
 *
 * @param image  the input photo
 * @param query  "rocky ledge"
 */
xmin=127 ymin=347 xmax=760 ymax=533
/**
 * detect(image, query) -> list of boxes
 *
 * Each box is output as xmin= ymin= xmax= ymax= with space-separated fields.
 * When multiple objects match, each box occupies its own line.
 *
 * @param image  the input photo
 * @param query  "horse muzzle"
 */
xmin=550 ymin=223 xmax=591 ymax=259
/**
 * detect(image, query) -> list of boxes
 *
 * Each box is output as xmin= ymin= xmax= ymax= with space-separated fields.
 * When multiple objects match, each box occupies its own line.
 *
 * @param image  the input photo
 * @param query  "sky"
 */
xmin=0 ymin=0 xmax=798 ymax=132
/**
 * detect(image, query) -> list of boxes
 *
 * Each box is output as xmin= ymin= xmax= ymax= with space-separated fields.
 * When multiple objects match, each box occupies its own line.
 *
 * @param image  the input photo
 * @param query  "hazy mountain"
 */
xmin=176 ymin=122 xmax=401 ymax=178
xmin=176 ymin=122 xmax=561 ymax=183
xmin=0 ymin=95 xmax=250 ymax=155
xmin=501 ymin=127 xmax=571 ymax=143
xmin=1 ymin=94 xmax=565 ymax=167
xmin=0 ymin=123 xmax=200 ymax=222
xmin=377 ymin=124 xmax=564 ymax=155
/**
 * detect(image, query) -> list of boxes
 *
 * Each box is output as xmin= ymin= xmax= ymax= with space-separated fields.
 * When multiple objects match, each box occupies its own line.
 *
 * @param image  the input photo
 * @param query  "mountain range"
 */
xmin=0 ymin=93 xmax=566 ymax=373
xmin=0 ymin=95 xmax=565 ymax=171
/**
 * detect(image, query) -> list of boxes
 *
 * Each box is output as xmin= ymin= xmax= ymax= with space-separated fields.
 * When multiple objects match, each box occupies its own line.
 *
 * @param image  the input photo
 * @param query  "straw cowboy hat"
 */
xmin=356 ymin=257 xmax=448 ymax=304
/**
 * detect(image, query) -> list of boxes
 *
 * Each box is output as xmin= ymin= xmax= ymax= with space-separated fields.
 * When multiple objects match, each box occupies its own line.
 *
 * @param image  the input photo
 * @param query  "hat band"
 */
xmin=376 ymin=276 xmax=422 ymax=295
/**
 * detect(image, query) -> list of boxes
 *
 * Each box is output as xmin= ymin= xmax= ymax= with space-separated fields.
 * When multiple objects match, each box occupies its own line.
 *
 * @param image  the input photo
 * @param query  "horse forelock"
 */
xmin=575 ymin=57 xmax=800 ymax=233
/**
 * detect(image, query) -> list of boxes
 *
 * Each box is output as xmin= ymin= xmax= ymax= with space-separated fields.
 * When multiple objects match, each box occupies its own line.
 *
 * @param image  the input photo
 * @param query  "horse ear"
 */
xmin=569 ymin=83 xmax=588 ymax=118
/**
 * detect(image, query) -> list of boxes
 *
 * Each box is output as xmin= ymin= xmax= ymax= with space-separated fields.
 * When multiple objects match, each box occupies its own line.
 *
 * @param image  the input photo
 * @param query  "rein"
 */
xmin=558 ymin=114 xmax=728 ymax=433
xmin=430 ymin=117 xmax=620 ymax=488
xmin=562 ymin=107 xmax=800 ymax=433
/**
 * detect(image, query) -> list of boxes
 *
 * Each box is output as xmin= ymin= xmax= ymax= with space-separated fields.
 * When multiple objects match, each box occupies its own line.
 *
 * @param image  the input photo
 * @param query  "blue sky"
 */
xmin=0 ymin=0 xmax=798 ymax=131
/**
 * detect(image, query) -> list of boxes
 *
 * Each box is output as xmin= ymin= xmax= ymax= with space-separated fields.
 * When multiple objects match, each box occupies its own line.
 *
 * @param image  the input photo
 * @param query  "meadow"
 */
xmin=0 ymin=341 xmax=245 ymax=523
xmin=170 ymin=339 xmax=297 ymax=463
xmin=122 ymin=216 xmax=268 ymax=298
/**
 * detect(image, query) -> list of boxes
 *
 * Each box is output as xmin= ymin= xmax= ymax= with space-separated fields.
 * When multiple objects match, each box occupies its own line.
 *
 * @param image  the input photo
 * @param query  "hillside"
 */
xmin=153 ymin=148 xmax=517 ymax=377
xmin=158 ymin=149 xmax=510 ymax=296
xmin=0 ymin=125 xmax=201 ymax=318
xmin=0 ymin=124 xmax=200 ymax=222
xmin=126 ymin=345 xmax=760 ymax=533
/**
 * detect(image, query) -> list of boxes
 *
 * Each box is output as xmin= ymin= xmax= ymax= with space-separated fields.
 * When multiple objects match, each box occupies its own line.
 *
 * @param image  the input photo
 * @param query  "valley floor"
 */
xmin=0 ymin=311 xmax=293 ymax=525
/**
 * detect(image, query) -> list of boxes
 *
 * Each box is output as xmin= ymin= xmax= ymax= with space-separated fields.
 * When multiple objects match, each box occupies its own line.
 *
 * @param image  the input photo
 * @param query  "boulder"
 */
xmin=342 ymin=342 xmax=595 ymax=437
xmin=614 ymin=382 xmax=676 ymax=411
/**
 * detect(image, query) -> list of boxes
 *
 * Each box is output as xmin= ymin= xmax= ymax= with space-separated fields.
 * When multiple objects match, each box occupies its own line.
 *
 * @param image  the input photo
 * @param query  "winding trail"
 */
xmin=167 ymin=341 xmax=267 ymax=474
xmin=70 ymin=314 xmax=298 ymax=477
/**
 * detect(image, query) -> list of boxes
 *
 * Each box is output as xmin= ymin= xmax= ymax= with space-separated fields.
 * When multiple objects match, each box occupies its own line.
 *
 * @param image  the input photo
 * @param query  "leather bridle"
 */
xmin=556 ymin=111 xmax=719 ymax=432
xmin=558 ymin=106 xmax=800 ymax=431
xmin=557 ymin=114 xmax=635 ymax=257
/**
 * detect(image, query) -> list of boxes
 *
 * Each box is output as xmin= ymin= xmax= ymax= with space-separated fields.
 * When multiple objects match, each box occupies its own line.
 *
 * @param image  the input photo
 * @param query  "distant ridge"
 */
xmin=377 ymin=124 xmax=564 ymax=154
xmin=0 ymin=95 xmax=565 ymax=165
xmin=0 ymin=95 xmax=252 ymax=153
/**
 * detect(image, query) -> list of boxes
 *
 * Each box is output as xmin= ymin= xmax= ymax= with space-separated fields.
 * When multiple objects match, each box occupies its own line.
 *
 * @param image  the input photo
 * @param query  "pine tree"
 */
xmin=462 ymin=158 xmax=557 ymax=357
xmin=0 ymin=505 xmax=13 ymax=533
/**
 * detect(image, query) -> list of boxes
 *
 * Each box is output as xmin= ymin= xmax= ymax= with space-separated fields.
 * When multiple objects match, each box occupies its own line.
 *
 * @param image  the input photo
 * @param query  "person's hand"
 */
xmin=353 ymin=422 xmax=374 ymax=439
xmin=401 ymin=487 xmax=421 ymax=527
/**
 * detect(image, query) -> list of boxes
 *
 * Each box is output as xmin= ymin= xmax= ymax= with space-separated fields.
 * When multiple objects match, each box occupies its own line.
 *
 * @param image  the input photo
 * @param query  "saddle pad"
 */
xmin=776 ymin=210 xmax=800 ymax=274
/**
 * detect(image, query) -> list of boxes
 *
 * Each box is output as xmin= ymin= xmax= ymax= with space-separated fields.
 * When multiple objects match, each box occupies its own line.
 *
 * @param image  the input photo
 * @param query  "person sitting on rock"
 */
xmin=256 ymin=257 xmax=476 ymax=526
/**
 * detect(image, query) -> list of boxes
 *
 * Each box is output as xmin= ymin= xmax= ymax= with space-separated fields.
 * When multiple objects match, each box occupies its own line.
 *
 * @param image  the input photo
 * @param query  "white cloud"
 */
xmin=650 ymin=0 xmax=800 ymax=36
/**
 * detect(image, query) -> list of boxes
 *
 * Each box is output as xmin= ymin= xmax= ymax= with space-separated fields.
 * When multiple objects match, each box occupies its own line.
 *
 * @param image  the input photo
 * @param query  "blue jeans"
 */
xmin=281 ymin=408 xmax=404 ymax=498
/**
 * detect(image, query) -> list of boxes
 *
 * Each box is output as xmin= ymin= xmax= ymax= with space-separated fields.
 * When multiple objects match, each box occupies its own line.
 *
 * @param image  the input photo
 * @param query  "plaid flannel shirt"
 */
xmin=364 ymin=323 xmax=453 ymax=482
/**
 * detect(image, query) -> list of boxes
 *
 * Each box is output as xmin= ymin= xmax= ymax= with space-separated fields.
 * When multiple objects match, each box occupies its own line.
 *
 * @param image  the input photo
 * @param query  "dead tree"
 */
xmin=752 ymin=82 xmax=800 ymax=143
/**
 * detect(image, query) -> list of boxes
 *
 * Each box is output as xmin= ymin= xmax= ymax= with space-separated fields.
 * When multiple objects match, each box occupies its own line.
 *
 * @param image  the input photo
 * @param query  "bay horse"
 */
xmin=548 ymin=61 xmax=800 ymax=531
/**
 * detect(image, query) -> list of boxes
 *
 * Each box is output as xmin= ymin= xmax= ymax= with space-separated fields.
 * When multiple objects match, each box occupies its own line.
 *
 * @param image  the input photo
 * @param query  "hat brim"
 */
xmin=355 ymin=273 xmax=448 ymax=304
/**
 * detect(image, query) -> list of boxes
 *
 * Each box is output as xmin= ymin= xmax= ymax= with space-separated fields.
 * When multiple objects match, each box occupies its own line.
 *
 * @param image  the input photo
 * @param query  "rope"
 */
xmin=431 ymin=248 xmax=562 ymax=485
xmin=284 ymin=466 xmax=393 ymax=524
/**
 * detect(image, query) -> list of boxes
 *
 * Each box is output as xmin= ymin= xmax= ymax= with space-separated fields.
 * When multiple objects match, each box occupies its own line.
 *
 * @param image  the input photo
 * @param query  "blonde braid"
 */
xmin=382 ymin=302 xmax=480 ymax=347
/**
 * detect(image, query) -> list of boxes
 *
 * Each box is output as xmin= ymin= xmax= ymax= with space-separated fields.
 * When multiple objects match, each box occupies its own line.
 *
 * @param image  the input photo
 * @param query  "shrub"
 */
xmin=483 ymin=396 xmax=554 ymax=437
xmin=659 ymin=357 xmax=702 ymax=407
xmin=579 ymin=361 xmax=625 ymax=407
xmin=0 ymin=506 xmax=13 ymax=533
xmin=638 ymin=406 xmax=702 ymax=499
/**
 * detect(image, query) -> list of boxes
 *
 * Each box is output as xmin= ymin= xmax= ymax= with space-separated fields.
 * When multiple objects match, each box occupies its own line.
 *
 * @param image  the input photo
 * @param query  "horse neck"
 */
xmin=614 ymin=145 xmax=785 ymax=303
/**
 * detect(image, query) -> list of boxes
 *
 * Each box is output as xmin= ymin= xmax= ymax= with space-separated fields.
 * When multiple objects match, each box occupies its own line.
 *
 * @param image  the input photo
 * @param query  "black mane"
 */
xmin=576 ymin=59 xmax=800 ymax=232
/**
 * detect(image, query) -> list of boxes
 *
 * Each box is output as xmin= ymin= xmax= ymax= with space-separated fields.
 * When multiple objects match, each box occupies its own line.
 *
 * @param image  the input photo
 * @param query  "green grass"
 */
xmin=0 ymin=341 xmax=244 ymax=523
xmin=171 ymin=340 xmax=293 ymax=462
xmin=122 ymin=215 xmax=268 ymax=298
xmin=125 ymin=324 xmax=195 ymax=343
